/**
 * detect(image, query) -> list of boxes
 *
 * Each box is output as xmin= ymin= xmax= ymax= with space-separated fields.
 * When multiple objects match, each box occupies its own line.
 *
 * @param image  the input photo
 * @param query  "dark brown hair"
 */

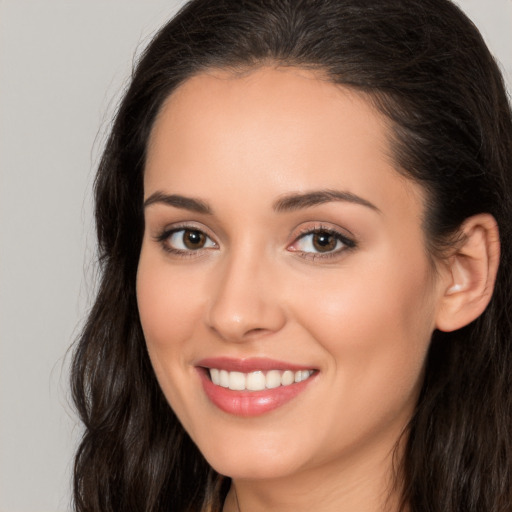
xmin=72 ymin=1 xmax=512 ymax=510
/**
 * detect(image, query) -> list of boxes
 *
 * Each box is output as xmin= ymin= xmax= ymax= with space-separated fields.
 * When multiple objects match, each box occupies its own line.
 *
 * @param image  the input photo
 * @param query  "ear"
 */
xmin=435 ymin=213 xmax=500 ymax=332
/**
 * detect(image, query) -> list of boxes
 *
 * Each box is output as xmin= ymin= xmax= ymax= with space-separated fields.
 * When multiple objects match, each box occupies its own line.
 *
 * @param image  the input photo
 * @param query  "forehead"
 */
xmin=144 ymin=66 xmax=423 ymax=222
xmin=149 ymin=67 xmax=390 ymax=167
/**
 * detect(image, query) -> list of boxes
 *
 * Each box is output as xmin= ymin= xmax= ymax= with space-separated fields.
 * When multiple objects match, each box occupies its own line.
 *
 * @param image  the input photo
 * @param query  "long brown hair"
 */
xmin=72 ymin=1 xmax=512 ymax=510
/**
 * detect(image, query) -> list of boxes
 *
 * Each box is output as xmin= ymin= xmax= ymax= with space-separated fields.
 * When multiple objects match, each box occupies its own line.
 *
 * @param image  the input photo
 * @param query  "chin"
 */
xmin=207 ymin=454 xmax=304 ymax=481
xmin=192 ymin=426 xmax=310 ymax=481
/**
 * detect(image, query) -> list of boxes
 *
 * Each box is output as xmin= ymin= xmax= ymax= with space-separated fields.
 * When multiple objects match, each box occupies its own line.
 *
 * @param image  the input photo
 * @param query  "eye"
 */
xmin=159 ymin=228 xmax=217 ymax=253
xmin=289 ymin=228 xmax=355 ymax=256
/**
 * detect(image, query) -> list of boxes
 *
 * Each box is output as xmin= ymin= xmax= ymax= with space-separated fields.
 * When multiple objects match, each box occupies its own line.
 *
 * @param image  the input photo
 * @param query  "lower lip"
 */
xmin=198 ymin=369 xmax=316 ymax=417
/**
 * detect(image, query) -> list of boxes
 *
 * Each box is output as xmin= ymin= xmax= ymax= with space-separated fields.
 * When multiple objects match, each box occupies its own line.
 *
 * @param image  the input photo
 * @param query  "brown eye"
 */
xmin=163 ymin=228 xmax=217 ymax=252
xmin=312 ymin=231 xmax=337 ymax=252
xmin=183 ymin=229 xmax=206 ymax=249
xmin=289 ymin=228 xmax=355 ymax=257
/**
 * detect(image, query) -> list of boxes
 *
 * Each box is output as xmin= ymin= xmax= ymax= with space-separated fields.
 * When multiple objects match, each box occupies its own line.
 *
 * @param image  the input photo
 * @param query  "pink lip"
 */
xmin=196 ymin=357 xmax=313 ymax=372
xmin=195 ymin=358 xmax=317 ymax=417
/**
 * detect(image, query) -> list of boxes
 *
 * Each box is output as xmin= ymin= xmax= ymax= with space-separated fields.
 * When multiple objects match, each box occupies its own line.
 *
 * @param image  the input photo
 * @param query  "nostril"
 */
xmin=206 ymin=275 xmax=287 ymax=341
xmin=208 ymin=323 xmax=269 ymax=341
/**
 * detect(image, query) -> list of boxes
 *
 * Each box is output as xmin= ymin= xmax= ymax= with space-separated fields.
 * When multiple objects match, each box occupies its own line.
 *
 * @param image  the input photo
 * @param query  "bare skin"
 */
xmin=136 ymin=66 xmax=499 ymax=512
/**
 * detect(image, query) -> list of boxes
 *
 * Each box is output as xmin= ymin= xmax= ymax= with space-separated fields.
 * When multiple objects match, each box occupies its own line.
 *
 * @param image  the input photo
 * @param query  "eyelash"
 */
xmin=154 ymin=224 xmax=356 ymax=260
xmin=289 ymin=225 xmax=356 ymax=261
xmin=155 ymin=225 xmax=217 ymax=257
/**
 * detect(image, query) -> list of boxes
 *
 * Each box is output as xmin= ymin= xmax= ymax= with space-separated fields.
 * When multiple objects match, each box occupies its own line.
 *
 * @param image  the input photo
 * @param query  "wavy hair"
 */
xmin=71 ymin=1 xmax=512 ymax=511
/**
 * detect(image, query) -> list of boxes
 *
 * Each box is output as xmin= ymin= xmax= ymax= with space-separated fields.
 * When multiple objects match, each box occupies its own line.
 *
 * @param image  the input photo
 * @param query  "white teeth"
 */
xmin=229 ymin=371 xmax=246 ymax=391
xmin=210 ymin=368 xmax=220 ymax=385
xmin=266 ymin=370 xmax=281 ymax=389
xmin=246 ymin=371 xmax=266 ymax=391
xmin=282 ymin=370 xmax=294 ymax=386
xmin=300 ymin=370 xmax=310 ymax=382
xmin=219 ymin=369 xmax=230 ymax=388
xmin=208 ymin=368 xmax=314 ymax=391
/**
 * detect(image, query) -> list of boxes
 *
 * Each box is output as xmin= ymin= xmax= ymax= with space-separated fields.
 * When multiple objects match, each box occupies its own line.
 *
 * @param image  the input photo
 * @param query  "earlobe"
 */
xmin=435 ymin=214 xmax=500 ymax=332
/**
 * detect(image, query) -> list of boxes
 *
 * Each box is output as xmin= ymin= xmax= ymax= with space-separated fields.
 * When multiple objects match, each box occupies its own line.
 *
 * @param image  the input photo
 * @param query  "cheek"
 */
xmin=135 ymin=246 xmax=208 ymax=403
xmin=136 ymin=247 xmax=211 ymax=431
xmin=137 ymin=250 xmax=203 ymax=353
xmin=294 ymin=252 xmax=436 ymax=418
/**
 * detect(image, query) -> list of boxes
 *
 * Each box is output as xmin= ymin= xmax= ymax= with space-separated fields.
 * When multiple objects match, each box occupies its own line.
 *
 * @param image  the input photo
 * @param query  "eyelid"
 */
xmin=287 ymin=223 xmax=357 ymax=259
xmin=154 ymin=222 xmax=218 ymax=256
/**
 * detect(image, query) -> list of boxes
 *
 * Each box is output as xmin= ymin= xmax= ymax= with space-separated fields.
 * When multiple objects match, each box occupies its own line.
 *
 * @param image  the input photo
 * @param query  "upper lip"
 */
xmin=196 ymin=357 xmax=316 ymax=373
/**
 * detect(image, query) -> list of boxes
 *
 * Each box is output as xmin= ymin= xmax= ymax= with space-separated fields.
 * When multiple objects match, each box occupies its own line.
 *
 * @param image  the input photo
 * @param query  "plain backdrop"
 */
xmin=0 ymin=1 xmax=511 ymax=511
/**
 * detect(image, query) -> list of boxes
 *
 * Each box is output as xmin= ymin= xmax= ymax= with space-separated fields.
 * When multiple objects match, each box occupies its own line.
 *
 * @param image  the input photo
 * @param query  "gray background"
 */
xmin=0 ymin=1 xmax=510 ymax=511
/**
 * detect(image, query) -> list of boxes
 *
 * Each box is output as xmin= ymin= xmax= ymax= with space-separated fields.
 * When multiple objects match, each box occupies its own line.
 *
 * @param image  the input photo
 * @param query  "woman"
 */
xmin=71 ymin=0 xmax=512 ymax=511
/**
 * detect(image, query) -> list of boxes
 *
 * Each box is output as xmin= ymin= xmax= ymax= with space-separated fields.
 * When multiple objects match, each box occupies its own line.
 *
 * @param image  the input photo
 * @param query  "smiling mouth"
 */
xmin=208 ymin=368 xmax=315 ymax=391
xmin=197 ymin=360 xmax=318 ymax=416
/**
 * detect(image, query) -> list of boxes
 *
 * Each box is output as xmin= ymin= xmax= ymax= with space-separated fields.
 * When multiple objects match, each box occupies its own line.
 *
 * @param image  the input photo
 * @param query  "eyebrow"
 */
xmin=143 ymin=192 xmax=212 ymax=214
xmin=273 ymin=189 xmax=380 ymax=213
xmin=143 ymin=189 xmax=380 ymax=215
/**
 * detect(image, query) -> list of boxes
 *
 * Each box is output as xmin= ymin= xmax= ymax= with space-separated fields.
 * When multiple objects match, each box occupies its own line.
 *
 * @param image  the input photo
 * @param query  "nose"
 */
xmin=206 ymin=249 xmax=287 ymax=342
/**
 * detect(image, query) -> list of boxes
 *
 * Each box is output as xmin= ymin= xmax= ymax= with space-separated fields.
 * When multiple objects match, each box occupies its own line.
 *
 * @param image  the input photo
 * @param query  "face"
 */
xmin=137 ymin=67 xmax=442 ymax=483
